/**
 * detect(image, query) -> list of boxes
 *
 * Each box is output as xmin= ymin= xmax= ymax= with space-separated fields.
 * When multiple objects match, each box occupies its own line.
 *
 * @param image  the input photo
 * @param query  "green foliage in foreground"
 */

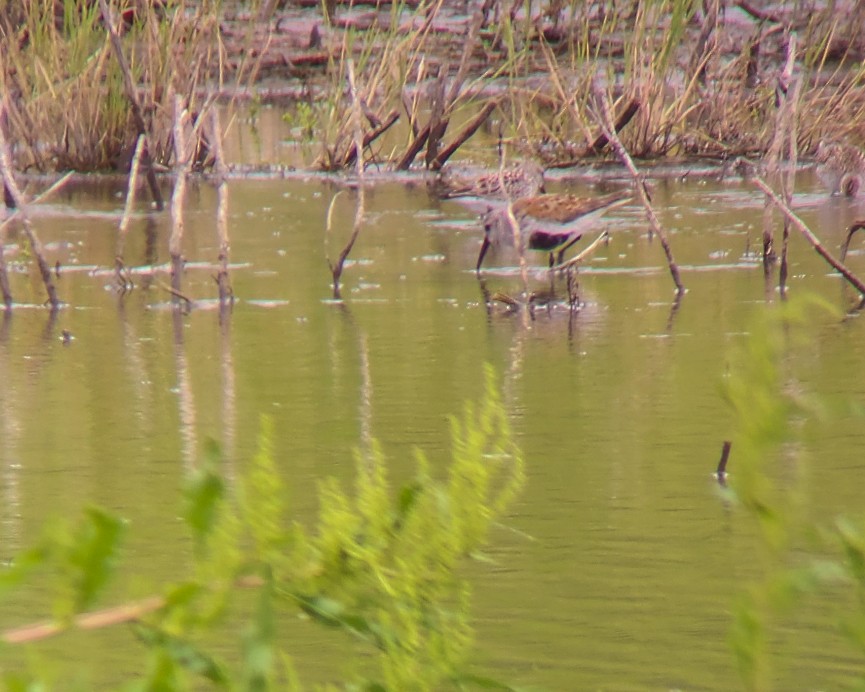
xmin=722 ymin=296 xmax=865 ymax=691
xmin=0 ymin=367 xmax=524 ymax=690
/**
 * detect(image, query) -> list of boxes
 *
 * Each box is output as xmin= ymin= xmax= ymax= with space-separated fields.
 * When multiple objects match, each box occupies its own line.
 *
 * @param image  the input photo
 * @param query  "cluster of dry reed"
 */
xmin=0 ymin=0 xmax=226 ymax=172
xmin=1 ymin=2 xmax=864 ymax=173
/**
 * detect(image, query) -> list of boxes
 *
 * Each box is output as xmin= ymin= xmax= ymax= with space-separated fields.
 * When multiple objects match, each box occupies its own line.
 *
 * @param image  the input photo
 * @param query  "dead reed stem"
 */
xmin=431 ymin=98 xmax=500 ymax=170
xmin=497 ymin=155 xmax=530 ymax=296
xmin=2 ymin=595 xmax=166 ymax=645
xmin=0 ymin=110 xmax=60 ymax=309
xmin=115 ymin=134 xmax=146 ymax=289
xmin=208 ymin=108 xmax=233 ymax=307
xmin=341 ymin=109 xmax=400 ymax=168
xmin=738 ymin=160 xmax=865 ymax=299
xmin=1 ymin=574 xmax=263 ymax=646
xmin=777 ymin=35 xmax=801 ymax=295
xmin=0 ymin=171 xmax=75 ymax=306
xmin=0 ymin=226 xmax=10 ymax=309
xmin=98 ymin=0 xmax=164 ymax=210
xmin=169 ymin=95 xmax=191 ymax=303
xmin=590 ymin=87 xmax=685 ymax=295
xmin=762 ymin=33 xmax=800 ymax=272
xmin=329 ymin=59 xmax=366 ymax=300
xmin=0 ymin=172 xmax=75 ymax=237
xmin=585 ymin=99 xmax=641 ymax=157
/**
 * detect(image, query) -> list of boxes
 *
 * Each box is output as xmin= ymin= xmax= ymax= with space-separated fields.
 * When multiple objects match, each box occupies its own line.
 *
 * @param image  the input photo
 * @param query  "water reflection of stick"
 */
xmin=737 ymin=160 xmax=865 ymax=299
xmin=172 ymin=309 xmax=197 ymax=470
xmin=0 ymin=112 xmax=60 ymax=309
xmin=589 ymin=87 xmax=685 ymax=296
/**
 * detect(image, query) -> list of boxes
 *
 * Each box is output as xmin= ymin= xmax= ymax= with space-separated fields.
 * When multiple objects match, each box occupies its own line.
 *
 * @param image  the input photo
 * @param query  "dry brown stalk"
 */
xmin=97 ymin=0 xmax=164 ymax=210
xmin=169 ymin=95 xmax=193 ymax=303
xmin=1 ymin=575 xmax=266 ymax=646
xmin=590 ymin=87 xmax=684 ymax=295
xmin=329 ymin=59 xmax=366 ymax=300
xmin=395 ymin=122 xmax=432 ymax=171
xmin=585 ymin=98 xmax=640 ymax=157
xmin=0 ymin=243 xmax=10 ymax=309
xmin=341 ymin=108 xmax=400 ymax=168
xmin=775 ymin=35 xmax=802 ymax=293
xmin=737 ymin=159 xmax=865 ymax=298
xmin=115 ymin=134 xmax=146 ymax=290
xmin=208 ymin=108 xmax=233 ymax=306
xmin=2 ymin=595 xmax=165 ymax=645
xmin=0 ymin=172 xmax=75 ymax=236
xmin=430 ymin=99 xmax=500 ymax=170
xmin=0 ymin=109 xmax=60 ymax=309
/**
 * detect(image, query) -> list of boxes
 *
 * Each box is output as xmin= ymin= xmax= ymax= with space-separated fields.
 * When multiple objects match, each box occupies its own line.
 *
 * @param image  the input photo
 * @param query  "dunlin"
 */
xmin=815 ymin=140 xmax=865 ymax=196
xmin=440 ymin=161 xmax=545 ymax=201
xmin=476 ymin=191 xmax=632 ymax=272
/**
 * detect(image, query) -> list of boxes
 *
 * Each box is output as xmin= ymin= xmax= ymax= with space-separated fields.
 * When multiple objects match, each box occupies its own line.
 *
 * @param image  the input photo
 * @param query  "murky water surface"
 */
xmin=2 ymin=143 xmax=865 ymax=689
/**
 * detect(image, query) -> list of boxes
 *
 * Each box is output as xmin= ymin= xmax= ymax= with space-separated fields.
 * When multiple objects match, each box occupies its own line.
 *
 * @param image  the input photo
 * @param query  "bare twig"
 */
xmin=590 ymin=87 xmax=685 ymax=295
xmin=115 ymin=134 xmax=146 ymax=290
xmin=737 ymin=159 xmax=865 ymax=298
xmin=431 ymin=98 xmax=500 ymax=169
xmin=395 ymin=122 xmax=432 ymax=171
xmin=208 ymin=108 xmax=233 ymax=306
xmin=169 ymin=95 xmax=193 ymax=303
xmin=585 ymin=99 xmax=641 ymax=156
xmin=0 ymin=171 xmax=75 ymax=236
xmin=2 ymin=575 xmax=265 ymax=645
xmin=0 ymin=108 xmax=60 ymax=309
xmin=0 ymin=230 xmax=9 ymax=310
xmin=341 ymin=109 xmax=400 ymax=168
xmin=329 ymin=60 xmax=366 ymax=300
xmin=2 ymin=596 xmax=165 ymax=645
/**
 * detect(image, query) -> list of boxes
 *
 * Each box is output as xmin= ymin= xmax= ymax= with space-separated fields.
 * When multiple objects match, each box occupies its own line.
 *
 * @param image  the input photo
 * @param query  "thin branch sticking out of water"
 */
xmin=209 ymin=108 xmax=234 ymax=309
xmin=737 ymin=158 xmax=865 ymax=301
xmin=0 ymin=108 xmax=60 ymax=310
xmin=115 ymin=134 xmax=146 ymax=292
xmin=329 ymin=59 xmax=367 ymax=300
xmin=589 ymin=86 xmax=685 ymax=296
xmin=170 ymin=95 xmax=191 ymax=305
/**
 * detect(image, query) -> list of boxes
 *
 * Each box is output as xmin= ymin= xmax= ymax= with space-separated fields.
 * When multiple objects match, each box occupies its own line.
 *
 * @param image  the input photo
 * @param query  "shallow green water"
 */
xmin=1 ymin=165 xmax=865 ymax=689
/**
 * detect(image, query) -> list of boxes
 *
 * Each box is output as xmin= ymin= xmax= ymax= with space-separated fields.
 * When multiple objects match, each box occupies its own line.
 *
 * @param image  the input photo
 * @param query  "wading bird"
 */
xmin=815 ymin=140 xmax=865 ymax=197
xmin=476 ymin=191 xmax=632 ymax=272
xmin=440 ymin=161 xmax=546 ymax=202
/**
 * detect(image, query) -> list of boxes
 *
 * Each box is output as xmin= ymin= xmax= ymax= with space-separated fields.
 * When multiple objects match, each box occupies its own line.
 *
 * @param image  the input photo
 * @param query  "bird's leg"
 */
xmin=554 ymin=234 xmax=583 ymax=265
xmin=476 ymin=235 xmax=491 ymax=274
